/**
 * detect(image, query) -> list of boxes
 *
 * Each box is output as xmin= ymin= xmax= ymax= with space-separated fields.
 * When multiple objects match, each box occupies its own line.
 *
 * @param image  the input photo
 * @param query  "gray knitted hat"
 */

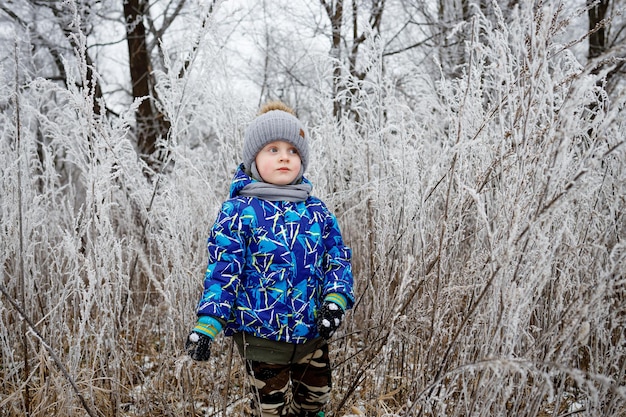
xmin=243 ymin=109 xmax=309 ymax=173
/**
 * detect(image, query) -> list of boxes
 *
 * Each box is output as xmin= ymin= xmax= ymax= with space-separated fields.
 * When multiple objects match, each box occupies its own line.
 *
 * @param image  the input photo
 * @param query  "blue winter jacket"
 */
xmin=197 ymin=165 xmax=354 ymax=344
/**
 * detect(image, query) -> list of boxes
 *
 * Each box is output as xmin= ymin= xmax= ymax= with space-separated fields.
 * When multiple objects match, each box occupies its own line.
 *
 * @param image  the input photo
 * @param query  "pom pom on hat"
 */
xmin=243 ymin=101 xmax=309 ymax=173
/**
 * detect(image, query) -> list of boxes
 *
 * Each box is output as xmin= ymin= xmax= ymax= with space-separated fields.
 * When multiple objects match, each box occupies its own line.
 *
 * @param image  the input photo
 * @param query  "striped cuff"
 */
xmin=193 ymin=315 xmax=223 ymax=340
xmin=324 ymin=293 xmax=348 ymax=311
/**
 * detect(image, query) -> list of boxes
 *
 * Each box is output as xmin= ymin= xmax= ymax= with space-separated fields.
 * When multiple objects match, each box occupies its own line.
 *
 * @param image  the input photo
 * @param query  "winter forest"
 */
xmin=1 ymin=0 xmax=625 ymax=416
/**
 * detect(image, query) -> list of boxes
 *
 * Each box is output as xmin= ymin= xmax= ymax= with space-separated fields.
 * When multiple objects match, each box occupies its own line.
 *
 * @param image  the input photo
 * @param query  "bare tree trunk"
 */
xmin=123 ymin=0 xmax=170 ymax=168
xmin=437 ymin=0 xmax=471 ymax=79
xmin=586 ymin=0 xmax=614 ymax=128
xmin=322 ymin=0 xmax=385 ymax=121
xmin=588 ymin=0 xmax=610 ymax=60
xmin=321 ymin=0 xmax=344 ymax=120
xmin=587 ymin=0 xmax=625 ymax=91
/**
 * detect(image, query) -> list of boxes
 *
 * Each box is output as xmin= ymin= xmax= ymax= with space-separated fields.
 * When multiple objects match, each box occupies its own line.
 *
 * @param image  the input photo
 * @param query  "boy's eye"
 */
xmin=289 ymin=148 xmax=299 ymax=155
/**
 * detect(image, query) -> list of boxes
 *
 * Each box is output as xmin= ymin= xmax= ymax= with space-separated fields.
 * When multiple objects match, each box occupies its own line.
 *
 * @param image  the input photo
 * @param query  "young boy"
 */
xmin=186 ymin=101 xmax=354 ymax=417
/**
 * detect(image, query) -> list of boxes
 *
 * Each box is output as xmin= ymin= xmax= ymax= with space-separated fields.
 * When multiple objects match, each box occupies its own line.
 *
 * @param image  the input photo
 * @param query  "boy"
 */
xmin=186 ymin=101 xmax=354 ymax=417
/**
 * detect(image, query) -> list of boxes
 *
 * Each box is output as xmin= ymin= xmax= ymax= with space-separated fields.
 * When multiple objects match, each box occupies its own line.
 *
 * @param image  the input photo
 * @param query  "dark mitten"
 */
xmin=317 ymin=302 xmax=345 ymax=340
xmin=185 ymin=331 xmax=212 ymax=361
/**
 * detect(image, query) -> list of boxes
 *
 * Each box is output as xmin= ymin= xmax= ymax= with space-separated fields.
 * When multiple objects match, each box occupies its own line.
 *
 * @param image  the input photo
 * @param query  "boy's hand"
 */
xmin=185 ymin=331 xmax=212 ymax=361
xmin=317 ymin=302 xmax=345 ymax=339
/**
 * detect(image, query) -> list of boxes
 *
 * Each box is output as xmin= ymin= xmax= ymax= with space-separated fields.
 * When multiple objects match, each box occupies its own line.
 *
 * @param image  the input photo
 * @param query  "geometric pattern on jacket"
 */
xmin=197 ymin=165 xmax=354 ymax=344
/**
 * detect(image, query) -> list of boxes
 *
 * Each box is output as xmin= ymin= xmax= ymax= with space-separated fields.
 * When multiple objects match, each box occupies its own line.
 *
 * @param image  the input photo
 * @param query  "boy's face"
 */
xmin=255 ymin=140 xmax=302 ymax=185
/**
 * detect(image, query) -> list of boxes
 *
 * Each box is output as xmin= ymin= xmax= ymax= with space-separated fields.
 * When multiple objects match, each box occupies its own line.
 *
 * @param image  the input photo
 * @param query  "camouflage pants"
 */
xmin=245 ymin=343 xmax=331 ymax=417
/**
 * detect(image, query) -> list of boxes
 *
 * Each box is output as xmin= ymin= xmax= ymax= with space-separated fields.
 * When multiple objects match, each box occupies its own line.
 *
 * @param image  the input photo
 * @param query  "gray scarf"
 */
xmin=239 ymin=163 xmax=312 ymax=202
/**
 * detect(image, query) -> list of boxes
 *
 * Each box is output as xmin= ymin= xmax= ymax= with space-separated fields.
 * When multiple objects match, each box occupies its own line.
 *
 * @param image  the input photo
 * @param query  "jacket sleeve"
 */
xmin=196 ymin=200 xmax=246 ymax=321
xmin=321 ymin=209 xmax=355 ymax=309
